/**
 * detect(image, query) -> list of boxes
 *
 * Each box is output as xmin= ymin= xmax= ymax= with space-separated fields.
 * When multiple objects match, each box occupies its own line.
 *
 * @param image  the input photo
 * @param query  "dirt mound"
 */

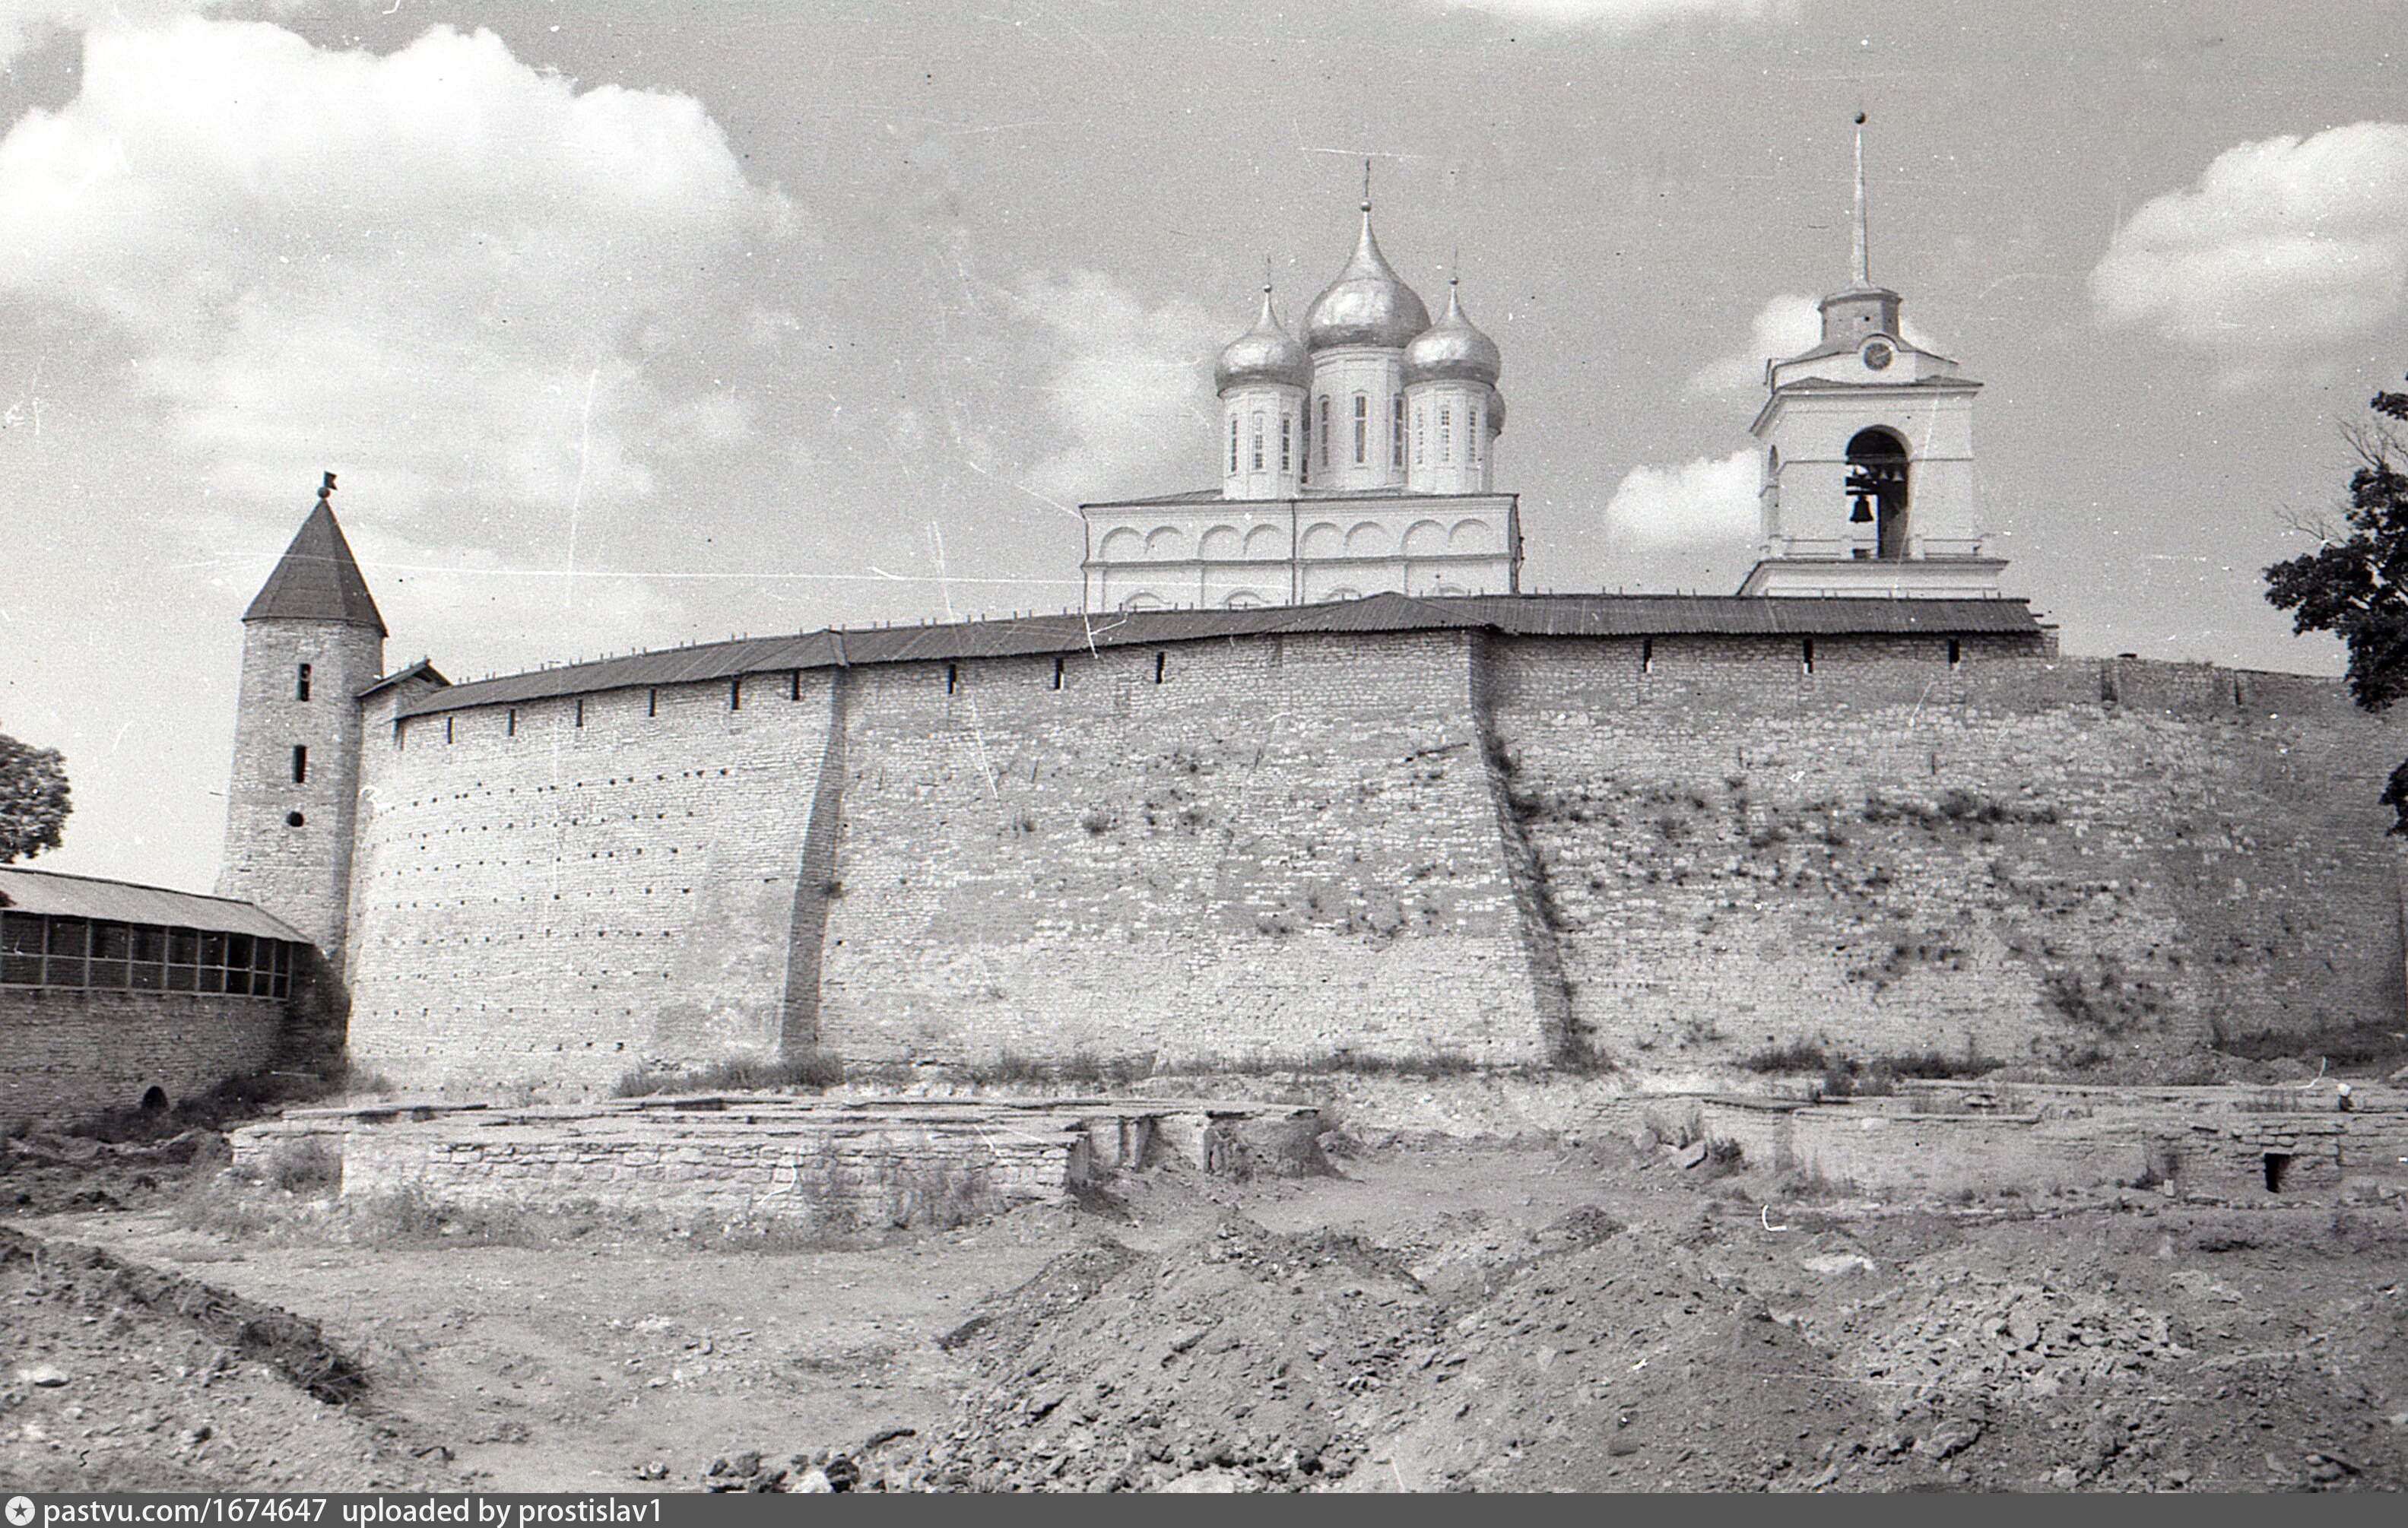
xmin=0 ymin=1227 xmax=458 ymax=1492
xmin=899 ymin=1214 xmax=1442 ymax=1491
xmin=1 ymin=1226 xmax=367 ymax=1402
xmin=2 ymin=1129 xmax=228 ymax=1216
xmin=1350 ymin=1224 xmax=1877 ymax=1491
xmin=865 ymin=1194 xmax=2408 ymax=1492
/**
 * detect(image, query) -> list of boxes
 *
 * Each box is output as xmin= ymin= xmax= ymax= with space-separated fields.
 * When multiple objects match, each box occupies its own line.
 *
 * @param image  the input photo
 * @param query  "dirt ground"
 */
xmin=6 ymin=1127 xmax=2407 ymax=1492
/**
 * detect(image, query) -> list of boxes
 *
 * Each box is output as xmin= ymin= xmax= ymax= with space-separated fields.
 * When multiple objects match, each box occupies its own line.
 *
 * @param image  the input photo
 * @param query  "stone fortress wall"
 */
xmin=1 ymin=990 xmax=285 ymax=1123
xmin=339 ymin=626 xmax=2408 ymax=1095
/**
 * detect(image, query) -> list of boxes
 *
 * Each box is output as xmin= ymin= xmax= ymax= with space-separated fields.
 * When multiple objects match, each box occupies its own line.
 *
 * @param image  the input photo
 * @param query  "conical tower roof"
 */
xmin=1304 ymin=201 xmax=1430 ymax=351
xmin=243 ymin=480 xmax=386 ymax=635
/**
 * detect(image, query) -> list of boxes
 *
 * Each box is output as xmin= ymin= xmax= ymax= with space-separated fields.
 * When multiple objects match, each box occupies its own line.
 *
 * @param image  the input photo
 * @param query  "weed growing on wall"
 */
xmin=615 ymin=1051 xmax=845 ymax=1097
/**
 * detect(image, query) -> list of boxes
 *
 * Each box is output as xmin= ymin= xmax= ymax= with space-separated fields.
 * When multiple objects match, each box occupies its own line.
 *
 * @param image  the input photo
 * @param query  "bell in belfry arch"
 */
xmin=1846 ymin=466 xmax=1877 ymax=522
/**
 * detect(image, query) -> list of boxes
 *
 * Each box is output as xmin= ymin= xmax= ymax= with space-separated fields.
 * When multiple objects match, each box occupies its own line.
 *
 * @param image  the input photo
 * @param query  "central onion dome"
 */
xmin=1303 ymin=202 xmax=1430 ymax=351
xmin=1402 ymin=277 xmax=1502 ymax=387
xmin=1214 ymin=287 xmax=1311 ymax=393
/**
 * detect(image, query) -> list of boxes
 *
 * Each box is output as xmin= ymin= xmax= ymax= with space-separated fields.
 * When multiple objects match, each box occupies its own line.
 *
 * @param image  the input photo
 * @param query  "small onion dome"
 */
xmin=1214 ymin=287 xmax=1310 ymax=393
xmin=1304 ymin=204 xmax=1431 ymax=351
xmin=1403 ymin=278 xmax=1502 ymax=387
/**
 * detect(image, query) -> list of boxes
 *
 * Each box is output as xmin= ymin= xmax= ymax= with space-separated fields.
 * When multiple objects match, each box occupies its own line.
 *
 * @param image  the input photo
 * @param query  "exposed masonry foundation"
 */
xmin=342 ymin=632 xmax=2408 ymax=1095
xmin=1128 ymin=1073 xmax=2408 ymax=1200
xmin=229 ymin=1096 xmax=1328 ymax=1230
xmin=0 ymin=990 xmax=284 ymax=1124
xmin=227 ymin=1083 xmax=2406 ymax=1213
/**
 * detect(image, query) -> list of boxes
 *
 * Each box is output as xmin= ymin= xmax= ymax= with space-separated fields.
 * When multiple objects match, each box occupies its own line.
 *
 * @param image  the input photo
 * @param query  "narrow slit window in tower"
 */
xmin=575 ymin=698 xmax=585 ymax=728
xmin=1414 ymin=406 xmax=1425 ymax=465
xmin=1154 ymin=651 xmax=1166 ymax=684
xmin=1392 ymin=395 xmax=1405 ymax=468
xmin=1229 ymin=415 xmax=1239 ymax=473
xmin=296 ymin=663 xmax=311 ymax=701
xmin=444 ymin=717 xmax=453 ymax=743
xmin=1353 ymin=393 xmax=1368 ymax=464
xmin=1468 ymin=406 xmax=1480 ymax=464
xmin=789 ymin=670 xmax=801 ymax=701
xmin=1051 ymin=656 xmax=1064 ymax=690
xmin=1642 ymin=639 xmax=1654 ymax=674
xmin=506 ymin=708 xmax=517 ymax=737
xmin=1280 ymin=415 xmax=1292 ymax=472
xmin=647 ymin=688 xmax=658 ymax=718
xmin=1318 ymin=396 xmax=1331 ymax=469
xmin=1252 ymin=413 xmax=1265 ymax=471
xmin=1948 ymin=638 xmax=1962 ymax=667
xmin=946 ymin=664 xmax=958 ymax=695
xmin=291 ymin=744 xmax=307 ymax=783
xmin=730 ymin=677 xmax=742 ymax=710
xmin=1802 ymin=638 xmax=1816 ymax=675
xmin=1439 ymin=404 xmax=1451 ymax=464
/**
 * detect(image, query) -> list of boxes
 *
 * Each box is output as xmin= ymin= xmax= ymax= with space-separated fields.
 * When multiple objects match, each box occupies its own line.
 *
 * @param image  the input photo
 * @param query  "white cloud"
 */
xmin=1016 ymin=271 xmax=1217 ymax=503
xmin=1601 ymin=446 xmax=1759 ymax=547
xmin=1432 ymin=0 xmax=1783 ymax=26
xmin=1686 ymin=293 xmax=1821 ymax=396
xmin=0 ymin=16 xmax=797 ymax=530
xmin=2092 ymin=122 xmax=2408 ymax=362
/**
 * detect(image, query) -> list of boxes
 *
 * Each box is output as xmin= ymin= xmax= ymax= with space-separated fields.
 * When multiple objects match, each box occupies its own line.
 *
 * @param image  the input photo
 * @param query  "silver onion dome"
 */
xmin=1403 ymin=278 xmax=1502 ymax=387
xmin=1214 ymin=287 xmax=1311 ymax=393
xmin=1303 ymin=204 xmax=1431 ymax=351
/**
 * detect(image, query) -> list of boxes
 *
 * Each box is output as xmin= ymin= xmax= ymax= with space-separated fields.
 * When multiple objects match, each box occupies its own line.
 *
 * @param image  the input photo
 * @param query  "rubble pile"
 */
xmin=897 ymin=1216 xmax=1444 ymax=1491
xmin=1840 ymin=1273 xmax=2187 ymax=1410
xmin=2 ymin=1128 xmax=227 ymax=1215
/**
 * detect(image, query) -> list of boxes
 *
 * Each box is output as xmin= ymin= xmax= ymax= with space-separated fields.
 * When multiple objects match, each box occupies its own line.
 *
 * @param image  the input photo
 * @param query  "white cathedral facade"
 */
xmin=1083 ymin=134 xmax=2003 ymax=612
xmin=1080 ymin=195 xmax=1521 ymax=613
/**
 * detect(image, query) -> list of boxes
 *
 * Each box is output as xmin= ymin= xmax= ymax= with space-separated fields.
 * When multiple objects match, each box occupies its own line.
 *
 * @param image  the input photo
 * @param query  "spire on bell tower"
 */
xmin=1851 ymin=111 xmax=1870 ymax=289
xmin=1818 ymin=111 xmax=1902 ymax=346
xmin=1741 ymin=114 xmax=2000 ymax=600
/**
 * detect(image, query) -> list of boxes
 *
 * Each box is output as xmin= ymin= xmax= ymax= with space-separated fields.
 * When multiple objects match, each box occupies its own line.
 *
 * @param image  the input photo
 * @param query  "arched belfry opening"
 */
xmin=1845 ymin=428 xmax=1909 ymax=560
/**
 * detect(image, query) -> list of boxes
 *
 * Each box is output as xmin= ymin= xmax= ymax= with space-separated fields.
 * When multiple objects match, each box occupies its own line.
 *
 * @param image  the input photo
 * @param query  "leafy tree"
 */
xmin=2264 ymin=375 xmax=2408 ymax=830
xmin=0 ymin=731 xmax=71 ymax=863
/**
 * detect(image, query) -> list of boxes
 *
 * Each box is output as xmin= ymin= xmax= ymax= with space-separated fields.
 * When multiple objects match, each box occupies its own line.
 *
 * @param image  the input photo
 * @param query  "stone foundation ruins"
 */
xmin=230 ymin=1095 xmax=1330 ymax=1230
xmin=226 ymin=1078 xmax=2406 ymax=1230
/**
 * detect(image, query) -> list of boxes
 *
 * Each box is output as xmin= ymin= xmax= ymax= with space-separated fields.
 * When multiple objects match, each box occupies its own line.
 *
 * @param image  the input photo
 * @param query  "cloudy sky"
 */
xmin=2 ymin=0 xmax=2404 ymax=891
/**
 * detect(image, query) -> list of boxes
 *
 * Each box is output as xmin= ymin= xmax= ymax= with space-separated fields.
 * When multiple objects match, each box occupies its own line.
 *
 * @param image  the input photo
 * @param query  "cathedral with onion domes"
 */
xmin=1085 ymin=128 xmax=2009 ymax=612
xmin=1079 ymin=190 xmax=1522 ymax=613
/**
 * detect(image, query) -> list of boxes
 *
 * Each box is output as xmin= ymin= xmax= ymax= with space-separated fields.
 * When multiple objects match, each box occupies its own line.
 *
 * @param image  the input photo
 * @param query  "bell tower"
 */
xmin=217 ymin=473 xmax=385 ymax=966
xmin=1739 ymin=116 xmax=2004 ymax=598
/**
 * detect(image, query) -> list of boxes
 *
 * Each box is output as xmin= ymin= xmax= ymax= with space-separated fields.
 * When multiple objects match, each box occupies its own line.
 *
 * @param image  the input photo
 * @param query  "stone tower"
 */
xmin=217 ymin=474 xmax=385 ymax=965
xmin=1739 ymin=116 xmax=2003 ymax=598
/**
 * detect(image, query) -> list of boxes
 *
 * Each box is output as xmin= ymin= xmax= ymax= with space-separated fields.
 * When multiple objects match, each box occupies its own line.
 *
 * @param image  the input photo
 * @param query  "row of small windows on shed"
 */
xmin=0 ymin=911 xmax=296 ymax=996
xmin=400 ymin=656 xmax=1184 ymax=744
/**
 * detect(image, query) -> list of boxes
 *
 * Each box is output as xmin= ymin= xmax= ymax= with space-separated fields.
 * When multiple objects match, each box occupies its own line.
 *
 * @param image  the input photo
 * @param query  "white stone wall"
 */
xmin=1307 ymin=347 xmax=1407 ymax=492
xmin=1220 ymin=384 xmax=1305 ymax=500
xmin=1083 ymin=493 xmax=1518 ymax=611
xmin=1755 ymin=382 xmax=1982 ymax=560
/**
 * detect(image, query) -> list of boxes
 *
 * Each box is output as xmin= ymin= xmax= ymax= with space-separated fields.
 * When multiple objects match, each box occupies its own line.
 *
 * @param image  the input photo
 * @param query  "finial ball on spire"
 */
xmin=1855 ymin=111 xmax=1867 ymax=125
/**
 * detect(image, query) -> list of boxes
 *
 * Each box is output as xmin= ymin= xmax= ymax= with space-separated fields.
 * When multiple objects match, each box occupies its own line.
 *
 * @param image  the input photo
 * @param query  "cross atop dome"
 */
xmin=1079 ymin=173 xmax=1521 ymax=612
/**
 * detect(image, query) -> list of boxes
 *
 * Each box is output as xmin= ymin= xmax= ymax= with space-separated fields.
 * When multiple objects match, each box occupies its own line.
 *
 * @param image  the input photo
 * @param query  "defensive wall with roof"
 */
xmin=311 ymin=591 xmax=2408 ymax=1095
xmin=0 ymin=867 xmax=312 ymax=1121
